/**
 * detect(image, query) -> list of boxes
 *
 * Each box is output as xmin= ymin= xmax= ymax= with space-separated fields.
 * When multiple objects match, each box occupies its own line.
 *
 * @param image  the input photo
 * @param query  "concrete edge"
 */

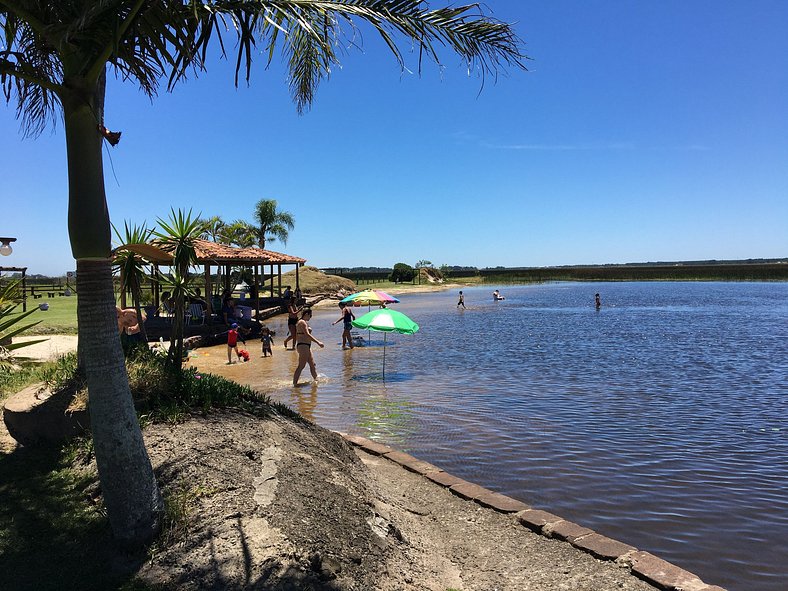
xmin=338 ymin=432 xmax=727 ymax=591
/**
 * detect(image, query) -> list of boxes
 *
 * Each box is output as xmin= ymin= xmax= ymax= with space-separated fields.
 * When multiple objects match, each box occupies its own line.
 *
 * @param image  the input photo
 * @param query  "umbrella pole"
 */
xmin=383 ymin=332 xmax=386 ymax=380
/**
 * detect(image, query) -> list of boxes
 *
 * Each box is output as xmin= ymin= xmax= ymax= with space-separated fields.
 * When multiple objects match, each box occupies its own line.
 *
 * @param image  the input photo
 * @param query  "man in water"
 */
xmin=457 ymin=291 xmax=466 ymax=309
xmin=595 ymin=293 xmax=601 ymax=309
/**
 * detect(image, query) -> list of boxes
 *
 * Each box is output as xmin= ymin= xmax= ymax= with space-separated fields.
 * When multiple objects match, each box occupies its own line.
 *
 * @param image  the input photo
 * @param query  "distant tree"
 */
xmin=198 ymin=216 xmax=226 ymax=243
xmin=222 ymin=220 xmax=257 ymax=248
xmin=254 ymin=199 xmax=295 ymax=250
xmin=390 ymin=263 xmax=415 ymax=283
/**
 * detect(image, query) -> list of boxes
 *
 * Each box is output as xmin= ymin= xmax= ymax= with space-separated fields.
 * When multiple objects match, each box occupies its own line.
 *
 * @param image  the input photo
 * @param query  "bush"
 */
xmin=389 ymin=262 xmax=415 ymax=283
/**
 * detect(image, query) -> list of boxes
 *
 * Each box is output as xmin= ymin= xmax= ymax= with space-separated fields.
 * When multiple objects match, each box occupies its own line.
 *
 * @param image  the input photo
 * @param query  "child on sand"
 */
xmin=227 ymin=323 xmax=243 ymax=364
xmin=260 ymin=327 xmax=274 ymax=357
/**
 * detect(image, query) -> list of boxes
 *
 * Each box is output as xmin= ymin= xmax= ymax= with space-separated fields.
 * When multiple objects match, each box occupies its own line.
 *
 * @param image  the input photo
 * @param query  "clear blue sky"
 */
xmin=2 ymin=1 xmax=786 ymax=276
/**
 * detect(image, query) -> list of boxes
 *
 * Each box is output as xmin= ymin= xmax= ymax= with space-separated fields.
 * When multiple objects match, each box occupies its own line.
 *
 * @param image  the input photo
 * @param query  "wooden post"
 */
xmin=204 ymin=264 xmax=212 ymax=323
xmin=254 ymin=264 xmax=260 ymax=325
xmin=295 ymin=264 xmax=300 ymax=292
xmin=119 ymin=266 xmax=127 ymax=308
xmin=21 ymin=268 xmax=27 ymax=312
xmin=277 ymin=264 xmax=282 ymax=296
xmin=270 ymin=264 xmax=274 ymax=297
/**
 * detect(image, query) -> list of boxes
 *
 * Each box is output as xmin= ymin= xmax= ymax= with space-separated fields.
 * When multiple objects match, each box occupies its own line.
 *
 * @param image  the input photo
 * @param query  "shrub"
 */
xmin=389 ymin=262 xmax=415 ymax=283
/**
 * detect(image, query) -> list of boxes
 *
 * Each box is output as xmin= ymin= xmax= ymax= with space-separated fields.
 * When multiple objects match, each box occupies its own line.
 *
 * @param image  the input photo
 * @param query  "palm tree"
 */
xmin=1 ymin=1 xmax=525 ymax=546
xmin=254 ymin=199 xmax=295 ymax=250
xmin=222 ymin=220 xmax=257 ymax=248
xmin=198 ymin=215 xmax=226 ymax=243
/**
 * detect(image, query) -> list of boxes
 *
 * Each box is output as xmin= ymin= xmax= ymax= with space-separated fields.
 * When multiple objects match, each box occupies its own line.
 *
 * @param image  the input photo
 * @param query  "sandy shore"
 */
xmin=10 ymin=335 xmax=79 ymax=362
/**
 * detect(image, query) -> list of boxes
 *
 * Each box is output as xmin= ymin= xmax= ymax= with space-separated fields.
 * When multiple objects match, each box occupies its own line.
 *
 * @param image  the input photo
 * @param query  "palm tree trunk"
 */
xmin=64 ymin=72 xmax=162 ymax=546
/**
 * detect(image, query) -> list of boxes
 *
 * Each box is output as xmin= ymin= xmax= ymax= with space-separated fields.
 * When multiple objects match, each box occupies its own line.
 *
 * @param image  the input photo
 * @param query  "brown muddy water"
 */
xmin=188 ymin=282 xmax=788 ymax=591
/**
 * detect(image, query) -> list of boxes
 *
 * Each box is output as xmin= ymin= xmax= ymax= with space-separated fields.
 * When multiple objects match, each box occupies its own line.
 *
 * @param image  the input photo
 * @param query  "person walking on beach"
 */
xmin=227 ymin=323 xmax=243 ymax=364
xmin=260 ymin=327 xmax=274 ymax=357
xmin=332 ymin=302 xmax=356 ymax=349
xmin=457 ymin=290 xmax=466 ymax=309
xmin=283 ymin=297 xmax=300 ymax=350
xmin=595 ymin=293 xmax=601 ymax=310
xmin=293 ymin=308 xmax=324 ymax=386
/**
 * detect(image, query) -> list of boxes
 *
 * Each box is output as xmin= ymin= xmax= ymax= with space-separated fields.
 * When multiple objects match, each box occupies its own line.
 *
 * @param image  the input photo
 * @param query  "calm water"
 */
xmin=207 ymin=282 xmax=788 ymax=591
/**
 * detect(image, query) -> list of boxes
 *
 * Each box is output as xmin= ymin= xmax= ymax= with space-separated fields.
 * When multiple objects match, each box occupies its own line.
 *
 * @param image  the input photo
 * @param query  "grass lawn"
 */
xmin=358 ymin=276 xmax=483 ymax=292
xmin=22 ymin=294 xmax=79 ymax=335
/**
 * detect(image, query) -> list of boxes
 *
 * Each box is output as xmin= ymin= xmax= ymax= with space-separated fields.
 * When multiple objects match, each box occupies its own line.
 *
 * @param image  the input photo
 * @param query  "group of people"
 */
xmin=225 ymin=288 xmax=331 ymax=386
xmin=456 ymin=289 xmax=602 ymax=308
xmin=456 ymin=289 xmax=506 ymax=309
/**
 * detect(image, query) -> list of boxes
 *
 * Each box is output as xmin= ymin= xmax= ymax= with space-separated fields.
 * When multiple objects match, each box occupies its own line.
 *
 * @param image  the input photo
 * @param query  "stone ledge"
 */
xmin=449 ymin=481 xmax=492 ymax=501
xmin=571 ymin=532 xmax=636 ymax=561
xmin=340 ymin=433 xmax=728 ymax=591
xmin=340 ymin=434 xmax=395 ymax=456
xmin=424 ymin=471 xmax=464 ymax=488
xmin=383 ymin=450 xmax=442 ymax=475
xmin=516 ymin=508 xmax=563 ymax=532
xmin=475 ymin=491 xmax=530 ymax=514
xmin=544 ymin=520 xmax=595 ymax=542
xmin=626 ymin=551 xmax=708 ymax=591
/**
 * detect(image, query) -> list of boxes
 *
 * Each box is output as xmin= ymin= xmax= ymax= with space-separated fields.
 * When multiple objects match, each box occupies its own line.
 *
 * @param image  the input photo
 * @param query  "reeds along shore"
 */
xmin=474 ymin=263 xmax=788 ymax=283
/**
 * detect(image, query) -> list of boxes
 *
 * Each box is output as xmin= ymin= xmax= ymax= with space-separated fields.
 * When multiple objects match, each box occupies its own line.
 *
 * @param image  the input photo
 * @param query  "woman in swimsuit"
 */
xmin=292 ymin=308 xmax=324 ymax=386
xmin=332 ymin=302 xmax=356 ymax=349
xmin=282 ymin=297 xmax=300 ymax=350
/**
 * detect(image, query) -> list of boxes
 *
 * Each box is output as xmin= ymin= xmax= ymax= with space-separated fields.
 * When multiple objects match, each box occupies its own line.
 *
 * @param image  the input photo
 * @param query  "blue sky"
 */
xmin=2 ymin=1 xmax=787 ymax=276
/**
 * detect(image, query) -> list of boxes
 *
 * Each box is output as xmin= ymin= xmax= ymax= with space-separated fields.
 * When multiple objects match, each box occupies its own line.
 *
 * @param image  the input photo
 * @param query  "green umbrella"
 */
xmin=351 ymin=309 xmax=419 ymax=378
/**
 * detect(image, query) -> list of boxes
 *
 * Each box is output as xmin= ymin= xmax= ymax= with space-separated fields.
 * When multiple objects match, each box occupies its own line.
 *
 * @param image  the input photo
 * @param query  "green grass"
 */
xmin=0 ymin=439 xmax=144 ymax=591
xmin=0 ymin=349 xmax=301 ymax=590
xmin=357 ymin=276 xmax=483 ymax=291
xmin=0 ymin=357 xmax=69 ymax=405
xmin=17 ymin=293 xmax=79 ymax=335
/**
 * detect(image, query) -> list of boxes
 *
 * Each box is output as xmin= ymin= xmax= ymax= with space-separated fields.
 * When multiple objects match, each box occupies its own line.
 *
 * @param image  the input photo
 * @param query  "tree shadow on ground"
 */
xmin=0 ymin=443 xmax=147 ymax=591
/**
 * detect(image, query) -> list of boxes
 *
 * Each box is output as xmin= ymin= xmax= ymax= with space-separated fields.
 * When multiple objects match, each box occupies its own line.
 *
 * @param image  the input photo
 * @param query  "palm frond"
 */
xmin=4 ymin=0 xmax=526 ymax=132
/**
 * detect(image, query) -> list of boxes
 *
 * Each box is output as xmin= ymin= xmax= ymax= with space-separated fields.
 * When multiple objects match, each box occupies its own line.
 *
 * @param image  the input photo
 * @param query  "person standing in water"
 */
xmin=293 ymin=308 xmax=324 ymax=386
xmin=457 ymin=290 xmax=466 ymax=309
xmin=283 ymin=296 xmax=300 ymax=350
xmin=595 ymin=293 xmax=602 ymax=310
xmin=332 ymin=302 xmax=356 ymax=349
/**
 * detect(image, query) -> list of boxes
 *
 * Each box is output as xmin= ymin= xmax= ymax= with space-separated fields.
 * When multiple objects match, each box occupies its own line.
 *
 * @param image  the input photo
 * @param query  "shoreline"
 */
xmin=1 ymin=334 xmax=728 ymax=590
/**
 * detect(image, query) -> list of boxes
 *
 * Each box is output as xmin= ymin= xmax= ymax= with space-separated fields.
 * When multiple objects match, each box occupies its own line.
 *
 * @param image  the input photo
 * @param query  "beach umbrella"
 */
xmin=341 ymin=289 xmax=400 ymax=307
xmin=341 ymin=289 xmax=401 ymax=341
xmin=351 ymin=308 xmax=419 ymax=378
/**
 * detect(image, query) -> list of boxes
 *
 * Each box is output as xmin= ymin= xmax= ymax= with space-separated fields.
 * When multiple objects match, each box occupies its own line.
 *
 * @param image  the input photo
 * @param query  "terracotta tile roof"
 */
xmin=114 ymin=239 xmax=305 ymax=265
xmin=194 ymin=239 xmax=306 ymax=264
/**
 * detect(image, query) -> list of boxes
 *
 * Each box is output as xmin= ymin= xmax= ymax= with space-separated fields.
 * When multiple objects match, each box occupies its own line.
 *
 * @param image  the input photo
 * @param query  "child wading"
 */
xmin=260 ymin=327 xmax=274 ymax=357
xmin=227 ymin=323 xmax=243 ymax=364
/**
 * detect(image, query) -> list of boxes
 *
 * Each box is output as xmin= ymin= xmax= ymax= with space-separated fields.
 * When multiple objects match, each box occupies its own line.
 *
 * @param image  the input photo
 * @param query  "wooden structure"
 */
xmin=0 ymin=266 xmax=28 ymax=311
xmin=115 ymin=239 xmax=306 ymax=324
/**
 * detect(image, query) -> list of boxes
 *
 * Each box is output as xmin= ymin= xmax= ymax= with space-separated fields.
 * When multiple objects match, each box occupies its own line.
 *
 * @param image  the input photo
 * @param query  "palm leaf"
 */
xmin=3 ymin=0 xmax=526 ymax=133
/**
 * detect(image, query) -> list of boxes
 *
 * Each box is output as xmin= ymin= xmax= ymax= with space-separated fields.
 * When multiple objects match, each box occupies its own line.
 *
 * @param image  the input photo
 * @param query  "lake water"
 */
xmin=198 ymin=282 xmax=788 ymax=591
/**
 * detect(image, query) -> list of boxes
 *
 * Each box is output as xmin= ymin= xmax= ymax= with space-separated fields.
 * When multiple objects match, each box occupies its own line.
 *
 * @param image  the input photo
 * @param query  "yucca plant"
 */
xmin=152 ymin=208 xmax=203 ymax=365
xmin=2 ymin=0 xmax=525 ymax=546
xmin=113 ymin=221 xmax=153 ymax=344
xmin=0 ymin=280 xmax=46 ymax=369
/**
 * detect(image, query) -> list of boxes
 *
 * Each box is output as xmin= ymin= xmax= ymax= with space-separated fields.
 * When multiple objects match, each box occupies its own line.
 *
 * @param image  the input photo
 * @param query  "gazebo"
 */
xmin=116 ymin=239 xmax=306 ymax=323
